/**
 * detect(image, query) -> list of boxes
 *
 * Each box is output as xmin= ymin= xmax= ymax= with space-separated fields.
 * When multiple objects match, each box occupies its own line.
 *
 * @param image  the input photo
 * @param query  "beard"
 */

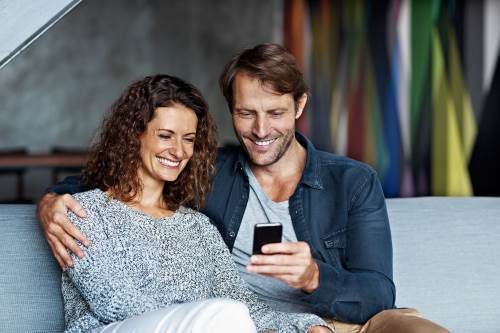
xmin=236 ymin=127 xmax=295 ymax=167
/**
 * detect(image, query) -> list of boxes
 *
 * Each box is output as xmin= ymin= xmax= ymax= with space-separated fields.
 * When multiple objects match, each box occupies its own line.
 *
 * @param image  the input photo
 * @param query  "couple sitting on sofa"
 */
xmin=38 ymin=43 xmax=449 ymax=333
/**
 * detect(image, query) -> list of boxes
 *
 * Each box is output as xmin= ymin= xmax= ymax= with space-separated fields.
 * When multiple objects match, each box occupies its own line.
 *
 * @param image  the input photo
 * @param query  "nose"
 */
xmin=169 ymin=138 xmax=186 ymax=160
xmin=252 ymin=114 xmax=270 ymax=139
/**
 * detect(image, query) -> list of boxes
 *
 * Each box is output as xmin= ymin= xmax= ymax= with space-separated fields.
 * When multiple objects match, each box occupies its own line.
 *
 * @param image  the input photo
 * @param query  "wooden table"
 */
xmin=0 ymin=153 xmax=88 ymax=169
xmin=0 ymin=153 xmax=88 ymax=202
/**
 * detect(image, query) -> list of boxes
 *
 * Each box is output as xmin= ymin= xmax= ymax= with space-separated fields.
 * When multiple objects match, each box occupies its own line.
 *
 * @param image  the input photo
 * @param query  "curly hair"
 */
xmin=82 ymin=74 xmax=217 ymax=211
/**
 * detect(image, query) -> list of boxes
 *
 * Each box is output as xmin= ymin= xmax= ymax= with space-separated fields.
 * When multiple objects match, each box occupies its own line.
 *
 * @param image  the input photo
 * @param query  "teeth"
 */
xmin=157 ymin=157 xmax=180 ymax=167
xmin=254 ymin=138 xmax=276 ymax=146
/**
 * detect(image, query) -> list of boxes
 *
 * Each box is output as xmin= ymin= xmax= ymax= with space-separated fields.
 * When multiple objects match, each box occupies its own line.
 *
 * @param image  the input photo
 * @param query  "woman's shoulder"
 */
xmin=177 ymin=207 xmax=211 ymax=224
xmin=177 ymin=207 xmax=218 ymax=232
xmin=73 ymin=188 xmax=107 ymax=206
xmin=180 ymin=209 xmax=227 ymax=249
xmin=69 ymin=189 xmax=110 ymax=228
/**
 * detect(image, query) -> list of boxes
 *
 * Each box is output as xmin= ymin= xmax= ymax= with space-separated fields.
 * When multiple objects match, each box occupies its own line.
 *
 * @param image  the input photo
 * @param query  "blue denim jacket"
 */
xmin=48 ymin=132 xmax=395 ymax=323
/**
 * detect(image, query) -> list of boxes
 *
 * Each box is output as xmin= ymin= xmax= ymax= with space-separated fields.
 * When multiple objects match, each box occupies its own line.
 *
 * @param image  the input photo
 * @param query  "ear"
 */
xmin=295 ymin=93 xmax=307 ymax=119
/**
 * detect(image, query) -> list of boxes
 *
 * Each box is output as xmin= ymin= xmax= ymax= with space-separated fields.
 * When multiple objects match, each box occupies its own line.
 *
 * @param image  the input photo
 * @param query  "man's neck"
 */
xmin=249 ymin=138 xmax=306 ymax=202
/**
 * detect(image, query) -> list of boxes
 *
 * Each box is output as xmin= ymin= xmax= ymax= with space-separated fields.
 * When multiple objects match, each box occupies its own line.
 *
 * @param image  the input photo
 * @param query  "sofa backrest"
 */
xmin=0 ymin=198 xmax=499 ymax=333
xmin=0 ymin=205 xmax=64 ymax=333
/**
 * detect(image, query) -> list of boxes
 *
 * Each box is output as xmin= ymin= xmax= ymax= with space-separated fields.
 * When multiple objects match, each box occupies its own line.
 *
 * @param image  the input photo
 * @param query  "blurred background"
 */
xmin=0 ymin=0 xmax=499 ymax=202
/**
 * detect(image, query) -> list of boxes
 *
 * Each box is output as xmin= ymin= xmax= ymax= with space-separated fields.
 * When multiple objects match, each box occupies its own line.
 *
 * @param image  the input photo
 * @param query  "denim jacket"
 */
xmin=48 ymin=132 xmax=395 ymax=324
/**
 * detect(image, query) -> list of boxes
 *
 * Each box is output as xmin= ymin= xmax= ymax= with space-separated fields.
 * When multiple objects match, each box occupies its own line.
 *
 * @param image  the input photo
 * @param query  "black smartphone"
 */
xmin=252 ymin=223 xmax=283 ymax=255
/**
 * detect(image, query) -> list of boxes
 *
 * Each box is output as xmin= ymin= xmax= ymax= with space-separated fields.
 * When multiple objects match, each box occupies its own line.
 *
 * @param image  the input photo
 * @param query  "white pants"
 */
xmin=92 ymin=298 xmax=257 ymax=333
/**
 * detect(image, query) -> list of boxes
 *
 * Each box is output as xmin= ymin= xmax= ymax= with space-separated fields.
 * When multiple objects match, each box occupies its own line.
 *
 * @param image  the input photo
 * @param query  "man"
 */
xmin=38 ymin=43 xmax=449 ymax=333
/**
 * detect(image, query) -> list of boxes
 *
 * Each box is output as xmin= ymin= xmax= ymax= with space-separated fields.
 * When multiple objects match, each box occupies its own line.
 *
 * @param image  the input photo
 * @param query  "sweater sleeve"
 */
xmin=199 ymin=216 xmax=333 ymax=333
xmin=64 ymin=199 xmax=161 ymax=324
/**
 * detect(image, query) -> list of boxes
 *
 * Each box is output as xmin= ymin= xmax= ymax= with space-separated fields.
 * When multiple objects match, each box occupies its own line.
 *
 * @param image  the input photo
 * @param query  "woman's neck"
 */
xmin=110 ymin=171 xmax=175 ymax=219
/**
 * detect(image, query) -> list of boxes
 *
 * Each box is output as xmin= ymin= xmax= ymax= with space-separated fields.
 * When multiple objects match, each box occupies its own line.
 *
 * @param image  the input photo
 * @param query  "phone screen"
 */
xmin=252 ymin=223 xmax=283 ymax=255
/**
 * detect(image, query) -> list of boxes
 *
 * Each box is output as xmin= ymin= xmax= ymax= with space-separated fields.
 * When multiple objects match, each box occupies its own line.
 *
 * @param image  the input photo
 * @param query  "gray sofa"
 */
xmin=1 ymin=197 xmax=499 ymax=333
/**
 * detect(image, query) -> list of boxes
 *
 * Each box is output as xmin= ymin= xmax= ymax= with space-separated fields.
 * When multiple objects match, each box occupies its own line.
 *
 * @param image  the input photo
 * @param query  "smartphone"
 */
xmin=252 ymin=223 xmax=283 ymax=255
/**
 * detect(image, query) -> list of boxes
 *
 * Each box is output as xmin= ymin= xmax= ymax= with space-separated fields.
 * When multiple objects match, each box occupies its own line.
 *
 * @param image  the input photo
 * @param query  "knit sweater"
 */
xmin=61 ymin=189 xmax=331 ymax=333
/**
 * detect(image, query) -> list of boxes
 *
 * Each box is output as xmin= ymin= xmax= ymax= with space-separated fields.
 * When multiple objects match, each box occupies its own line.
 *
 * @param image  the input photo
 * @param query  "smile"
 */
xmin=156 ymin=156 xmax=180 ymax=167
xmin=253 ymin=138 xmax=277 ymax=146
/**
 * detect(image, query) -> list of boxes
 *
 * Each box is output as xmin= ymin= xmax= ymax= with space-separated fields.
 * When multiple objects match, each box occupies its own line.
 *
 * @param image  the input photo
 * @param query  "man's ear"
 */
xmin=295 ymin=93 xmax=308 ymax=119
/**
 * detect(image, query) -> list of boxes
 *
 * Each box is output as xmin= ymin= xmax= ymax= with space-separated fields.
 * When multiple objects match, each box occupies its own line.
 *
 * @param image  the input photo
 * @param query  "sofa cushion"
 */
xmin=388 ymin=197 xmax=500 ymax=333
xmin=0 ymin=205 xmax=64 ymax=333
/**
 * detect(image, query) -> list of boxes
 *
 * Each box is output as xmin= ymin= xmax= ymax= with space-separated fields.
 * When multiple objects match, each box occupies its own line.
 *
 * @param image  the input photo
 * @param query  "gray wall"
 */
xmin=0 ymin=0 xmax=283 ymax=200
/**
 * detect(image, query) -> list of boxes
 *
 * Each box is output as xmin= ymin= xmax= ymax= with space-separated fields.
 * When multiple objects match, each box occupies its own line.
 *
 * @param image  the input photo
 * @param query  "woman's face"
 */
xmin=138 ymin=104 xmax=198 ymax=186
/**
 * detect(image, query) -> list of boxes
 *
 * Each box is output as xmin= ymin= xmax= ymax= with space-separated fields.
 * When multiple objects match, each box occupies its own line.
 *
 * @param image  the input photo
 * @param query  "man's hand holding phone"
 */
xmin=247 ymin=223 xmax=320 ymax=293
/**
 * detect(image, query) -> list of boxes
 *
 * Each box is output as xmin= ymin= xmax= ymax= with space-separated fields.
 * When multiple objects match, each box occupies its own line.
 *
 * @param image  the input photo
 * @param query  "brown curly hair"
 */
xmin=82 ymin=74 xmax=217 ymax=211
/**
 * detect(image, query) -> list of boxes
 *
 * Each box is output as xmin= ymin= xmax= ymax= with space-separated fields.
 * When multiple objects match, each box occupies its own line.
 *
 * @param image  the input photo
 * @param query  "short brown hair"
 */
xmin=82 ymin=74 xmax=217 ymax=210
xmin=219 ymin=43 xmax=309 ymax=111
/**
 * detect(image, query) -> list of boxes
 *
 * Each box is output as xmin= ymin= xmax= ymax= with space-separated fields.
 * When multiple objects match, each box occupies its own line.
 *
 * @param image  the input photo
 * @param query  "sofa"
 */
xmin=1 ymin=197 xmax=499 ymax=333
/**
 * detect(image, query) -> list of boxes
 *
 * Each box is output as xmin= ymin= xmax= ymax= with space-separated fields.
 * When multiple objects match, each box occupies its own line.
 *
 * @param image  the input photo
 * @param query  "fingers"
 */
xmin=62 ymin=194 xmax=86 ymax=218
xmin=247 ymin=242 xmax=320 ymax=291
xmin=250 ymin=254 xmax=306 ymax=266
xmin=47 ymin=240 xmax=66 ymax=271
xmin=57 ymin=212 xmax=89 ymax=247
xmin=252 ymin=271 xmax=306 ymax=289
xmin=246 ymin=263 xmax=299 ymax=275
xmin=48 ymin=215 xmax=85 ymax=258
xmin=61 ymin=232 xmax=85 ymax=259
xmin=261 ymin=241 xmax=310 ymax=255
xmin=47 ymin=234 xmax=74 ymax=268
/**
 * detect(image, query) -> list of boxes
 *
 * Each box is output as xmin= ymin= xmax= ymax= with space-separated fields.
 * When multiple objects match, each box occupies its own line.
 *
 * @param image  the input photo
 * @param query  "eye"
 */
xmin=236 ymin=110 xmax=254 ymax=119
xmin=184 ymin=137 xmax=195 ymax=143
xmin=270 ymin=111 xmax=284 ymax=118
xmin=158 ymin=134 xmax=172 ymax=140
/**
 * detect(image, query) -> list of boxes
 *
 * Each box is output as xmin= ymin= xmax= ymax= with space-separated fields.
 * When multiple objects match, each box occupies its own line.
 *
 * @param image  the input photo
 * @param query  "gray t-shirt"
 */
xmin=232 ymin=164 xmax=316 ymax=313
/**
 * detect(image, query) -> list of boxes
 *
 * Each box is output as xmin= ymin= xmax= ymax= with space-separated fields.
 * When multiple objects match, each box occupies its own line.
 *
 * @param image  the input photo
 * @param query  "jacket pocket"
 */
xmin=323 ymin=228 xmax=346 ymax=249
xmin=322 ymin=229 xmax=346 ymax=265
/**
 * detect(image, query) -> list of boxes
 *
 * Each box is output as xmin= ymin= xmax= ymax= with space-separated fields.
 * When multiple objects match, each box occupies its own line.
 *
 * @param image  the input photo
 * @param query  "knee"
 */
xmin=406 ymin=324 xmax=451 ymax=333
xmin=201 ymin=298 xmax=250 ymax=316
xmin=194 ymin=298 xmax=256 ymax=333
xmin=367 ymin=309 xmax=450 ymax=333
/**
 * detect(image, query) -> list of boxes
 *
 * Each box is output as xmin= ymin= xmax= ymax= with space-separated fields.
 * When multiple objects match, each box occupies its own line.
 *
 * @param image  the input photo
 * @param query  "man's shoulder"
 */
xmin=314 ymin=149 xmax=376 ymax=176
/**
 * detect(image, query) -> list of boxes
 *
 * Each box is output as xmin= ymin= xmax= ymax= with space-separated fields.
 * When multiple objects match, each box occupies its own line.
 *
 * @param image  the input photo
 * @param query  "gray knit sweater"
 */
xmin=61 ymin=189 xmax=331 ymax=333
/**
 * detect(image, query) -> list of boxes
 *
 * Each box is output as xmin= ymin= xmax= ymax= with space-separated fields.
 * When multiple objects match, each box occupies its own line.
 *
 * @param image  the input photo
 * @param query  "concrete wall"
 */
xmin=0 ymin=0 xmax=283 ymax=200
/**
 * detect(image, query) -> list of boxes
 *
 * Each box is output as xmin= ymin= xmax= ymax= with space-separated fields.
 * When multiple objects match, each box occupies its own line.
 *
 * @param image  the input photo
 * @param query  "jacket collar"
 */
xmin=233 ymin=131 xmax=323 ymax=190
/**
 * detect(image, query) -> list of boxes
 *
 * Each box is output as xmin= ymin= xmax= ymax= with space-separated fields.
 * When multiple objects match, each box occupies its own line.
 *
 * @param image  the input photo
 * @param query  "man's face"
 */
xmin=231 ymin=73 xmax=305 ymax=167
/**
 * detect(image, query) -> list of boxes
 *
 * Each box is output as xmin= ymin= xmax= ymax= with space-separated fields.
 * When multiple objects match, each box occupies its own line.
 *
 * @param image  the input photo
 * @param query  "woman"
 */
xmin=62 ymin=74 xmax=332 ymax=333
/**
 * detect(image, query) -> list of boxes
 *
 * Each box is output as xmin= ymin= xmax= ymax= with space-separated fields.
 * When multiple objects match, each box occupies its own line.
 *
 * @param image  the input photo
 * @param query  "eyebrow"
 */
xmin=156 ymin=129 xmax=196 ymax=136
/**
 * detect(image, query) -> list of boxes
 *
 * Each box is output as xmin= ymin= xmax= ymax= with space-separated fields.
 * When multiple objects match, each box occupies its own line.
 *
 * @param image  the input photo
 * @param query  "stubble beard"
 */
xmin=238 ymin=128 xmax=295 ymax=167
